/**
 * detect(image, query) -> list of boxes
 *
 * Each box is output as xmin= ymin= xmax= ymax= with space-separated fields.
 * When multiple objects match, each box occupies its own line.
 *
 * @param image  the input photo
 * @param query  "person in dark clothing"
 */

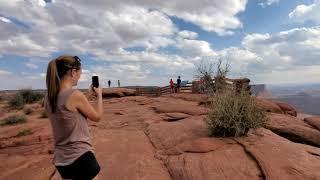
xmin=177 ymin=76 xmax=181 ymax=93
xmin=108 ymin=80 xmax=111 ymax=88
xmin=118 ymin=80 xmax=120 ymax=87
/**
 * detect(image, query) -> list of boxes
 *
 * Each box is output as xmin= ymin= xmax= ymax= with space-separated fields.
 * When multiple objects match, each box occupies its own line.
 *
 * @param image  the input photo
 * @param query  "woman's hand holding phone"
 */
xmin=89 ymin=85 xmax=102 ymax=97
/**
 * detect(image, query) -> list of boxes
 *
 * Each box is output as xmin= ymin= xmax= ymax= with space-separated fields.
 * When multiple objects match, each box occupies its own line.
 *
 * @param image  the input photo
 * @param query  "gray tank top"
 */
xmin=45 ymin=89 xmax=94 ymax=166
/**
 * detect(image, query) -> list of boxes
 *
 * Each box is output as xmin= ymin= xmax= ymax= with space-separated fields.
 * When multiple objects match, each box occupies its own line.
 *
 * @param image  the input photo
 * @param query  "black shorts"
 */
xmin=56 ymin=151 xmax=100 ymax=180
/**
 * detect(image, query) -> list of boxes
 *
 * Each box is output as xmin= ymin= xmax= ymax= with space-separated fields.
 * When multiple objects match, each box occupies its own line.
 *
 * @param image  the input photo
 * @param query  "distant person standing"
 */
xmin=170 ymin=79 xmax=174 ymax=93
xmin=108 ymin=80 xmax=111 ymax=88
xmin=177 ymin=76 xmax=181 ymax=93
xmin=118 ymin=80 xmax=120 ymax=87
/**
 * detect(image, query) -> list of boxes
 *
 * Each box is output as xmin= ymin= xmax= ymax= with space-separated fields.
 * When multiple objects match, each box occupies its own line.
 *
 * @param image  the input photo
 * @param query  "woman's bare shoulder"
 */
xmin=71 ymin=90 xmax=87 ymax=101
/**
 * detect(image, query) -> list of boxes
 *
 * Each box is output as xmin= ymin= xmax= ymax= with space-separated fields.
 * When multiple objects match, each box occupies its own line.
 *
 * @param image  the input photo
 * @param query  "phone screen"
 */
xmin=92 ymin=76 xmax=99 ymax=88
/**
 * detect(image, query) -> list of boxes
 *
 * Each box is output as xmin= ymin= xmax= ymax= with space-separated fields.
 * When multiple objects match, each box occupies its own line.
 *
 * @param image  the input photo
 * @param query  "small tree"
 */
xmin=196 ymin=58 xmax=268 ymax=137
xmin=195 ymin=58 xmax=230 ymax=93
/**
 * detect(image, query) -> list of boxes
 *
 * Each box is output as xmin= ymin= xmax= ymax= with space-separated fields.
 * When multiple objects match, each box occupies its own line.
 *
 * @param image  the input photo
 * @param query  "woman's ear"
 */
xmin=71 ymin=69 xmax=77 ymax=77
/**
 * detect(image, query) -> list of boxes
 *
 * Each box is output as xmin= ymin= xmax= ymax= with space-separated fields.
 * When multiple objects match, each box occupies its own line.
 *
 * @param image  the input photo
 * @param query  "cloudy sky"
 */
xmin=0 ymin=0 xmax=319 ymax=90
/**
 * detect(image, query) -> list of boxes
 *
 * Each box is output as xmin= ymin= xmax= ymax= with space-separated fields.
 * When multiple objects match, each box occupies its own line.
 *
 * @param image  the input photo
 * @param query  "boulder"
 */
xmin=165 ymin=142 xmax=262 ymax=180
xmin=164 ymin=128 xmax=320 ymax=180
xmin=236 ymin=128 xmax=320 ymax=179
xmin=102 ymin=88 xmax=136 ymax=98
xmin=274 ymin=101 xmax=298 ymax=117
xmin=304 ymin=116 xmax=320 ymax=131
xmin=256 ymin=98 xmax=283 ymax=114
xmin=266 ymin=113 xmax=320 ymax=147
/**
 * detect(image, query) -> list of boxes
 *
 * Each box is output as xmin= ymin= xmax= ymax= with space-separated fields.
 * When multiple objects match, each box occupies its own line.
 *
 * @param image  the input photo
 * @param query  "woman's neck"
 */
xmin=60 ymin=79 xmax=74 ymax=92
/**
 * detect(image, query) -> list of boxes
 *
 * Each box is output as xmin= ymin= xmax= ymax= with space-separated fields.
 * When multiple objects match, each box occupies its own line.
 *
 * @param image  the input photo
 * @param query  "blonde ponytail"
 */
xmin=46 ymin=59 xmax=61 ymax=113
xmin=45 ymin=55 xmax=82 ymax=113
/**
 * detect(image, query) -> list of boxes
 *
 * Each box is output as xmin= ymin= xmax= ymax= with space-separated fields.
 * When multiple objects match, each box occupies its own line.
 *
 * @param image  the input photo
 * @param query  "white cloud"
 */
xmin=25 ymin=63 xmax=39 ymax=69
xmin=0 ymin=70 xmax=12 ymax=76
xmin=254 ymin=65 xmax=320 ymax=85
xmin=289 ymin=1 xmax=320 ymax=23
xmin=259 ymin=0 xmax=280 ymax=7
xmin=0 ymin=0 xmax=247 ymax=57
xmin=0 ymin=0 xmax=247 ymax=89
xmin=223 ymin=26 xmax=320 ymax=84
xmin=0 ymin=16 xmax=11 ymax=23
xmin=176 ymin=38 xmax=217 ymax=57
xmin=178 ymin=30 xmax=198 ymax=39
xmin=1 ymin=0 xmax=319 ymax=87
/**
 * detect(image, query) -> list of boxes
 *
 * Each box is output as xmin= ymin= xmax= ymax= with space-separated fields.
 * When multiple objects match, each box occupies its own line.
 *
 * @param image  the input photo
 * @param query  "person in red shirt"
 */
xmin=170 ymin=79 xmax=174 ymax=93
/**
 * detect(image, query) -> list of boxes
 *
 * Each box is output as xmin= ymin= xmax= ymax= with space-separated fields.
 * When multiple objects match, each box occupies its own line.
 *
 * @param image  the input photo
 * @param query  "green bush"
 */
xmin=8 ymin=94 xmax=25 ymax=109
xmin=16 ymin=128 xmax=33 ymax=137
xmin=23 ymin=106 xmax=34 ymax=115
xmin=207 ymin=91 xmax=268 ymax=137
xmin=19 ymin=89 xmax=44 ymax=104
xmin=1 ymin=114 xmax=27 ymax=126
xmin=8 ymin=89 xmax=44 ymax=109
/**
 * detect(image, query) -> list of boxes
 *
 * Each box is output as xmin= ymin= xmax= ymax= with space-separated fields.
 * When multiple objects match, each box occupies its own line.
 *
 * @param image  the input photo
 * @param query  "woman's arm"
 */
xmin=74 ymin=88 xmax=103 ymax=122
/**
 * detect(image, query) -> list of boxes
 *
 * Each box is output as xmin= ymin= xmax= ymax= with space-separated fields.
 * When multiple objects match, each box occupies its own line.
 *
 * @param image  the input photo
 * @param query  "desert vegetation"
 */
xmin=23 ymin=106 xmax=34 ymax=115
xmin=8 ymin=89 xmax=44 ymax=109
xmin=1 ymin=114 xmax=27 ymax=126
xmin=16 ymin=128 xmax=33 ymax=137
xmin=197 ymin=59 xmax=268 ymax=137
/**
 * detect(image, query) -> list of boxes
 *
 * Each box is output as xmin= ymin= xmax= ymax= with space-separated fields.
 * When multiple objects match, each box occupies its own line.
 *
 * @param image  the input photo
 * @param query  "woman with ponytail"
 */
xmin=45 ymin=55 xmax=102 ymax=180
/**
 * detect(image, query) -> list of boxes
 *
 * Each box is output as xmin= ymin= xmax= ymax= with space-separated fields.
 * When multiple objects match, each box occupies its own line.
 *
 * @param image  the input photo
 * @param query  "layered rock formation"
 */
xmin=0 ymin=93 xmax=319 ymax=180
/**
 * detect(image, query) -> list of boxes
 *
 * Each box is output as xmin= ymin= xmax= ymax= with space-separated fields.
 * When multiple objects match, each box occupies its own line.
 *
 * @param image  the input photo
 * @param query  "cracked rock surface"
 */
xmin=1 ymin=94 xmax=320 ymax=180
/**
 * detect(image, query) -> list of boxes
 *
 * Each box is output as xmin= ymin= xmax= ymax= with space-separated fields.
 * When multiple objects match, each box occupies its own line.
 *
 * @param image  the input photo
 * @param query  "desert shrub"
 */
xmin=1 ymin=114 xmax=27 ymax=126
xmin=207 ymin=91 xmax=268 ymax=137
xmin=23 ymin=106 xmax=34 ymax=115
xmin=8 ymin=89 xmax=44 ymax=109
xmin=196 ymin=58 xmax=267 ymax=137
xmin=195 ymin=58 xmax=230 ymax=93
xmin=8 ymin=94 xmax=25 ymax=109
xmin=0 ymin=95 xmax=3 ymax=101
xmin=16 ymin=128 xmax=33 ymax=137
xmin=40 ymin=111 xmax=48 ymax=118
xmin=19 ymin=89 xmax=44 ymax=104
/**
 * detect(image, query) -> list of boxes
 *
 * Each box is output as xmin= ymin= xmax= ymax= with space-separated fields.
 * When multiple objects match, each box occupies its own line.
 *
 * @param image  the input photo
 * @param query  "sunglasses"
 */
xmin=74 ymin=56 xmax=81 ymax=63
xmin=71 ymin=56 xmax=82 ymax=69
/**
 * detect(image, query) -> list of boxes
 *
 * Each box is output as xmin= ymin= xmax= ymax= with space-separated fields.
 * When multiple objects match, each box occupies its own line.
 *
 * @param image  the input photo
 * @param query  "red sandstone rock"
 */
xmin=146 ymin=116 xmax=208 ymax=150
xmin=160 ymin=113 xmax=191 ymax=121
xmin=274 ymin=101 xmax=298 ymax=117
xmin=102 ymin=88 xmax=136 ymax=98
xmin=304 ymin=116 xmax=320 ymax=131
xmin=236 ymin=128 xmax=320 ymax=179
xmin=256 ymin=98 xmax=283 ymax=114
xmin=266 ymin=113 xmax=320 ymax=147
xmin=1 ymin=95 xmax=320 ymax=180
xmin=152 ymin=102 xmax=208 ymax=116
xmin=165 ymin=142 xmax=262 ymax=180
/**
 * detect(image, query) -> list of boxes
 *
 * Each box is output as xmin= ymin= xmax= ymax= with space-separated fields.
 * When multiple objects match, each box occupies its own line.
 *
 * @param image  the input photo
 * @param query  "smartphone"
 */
xmin=92 ymin=76 xmax=99 ymax=88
